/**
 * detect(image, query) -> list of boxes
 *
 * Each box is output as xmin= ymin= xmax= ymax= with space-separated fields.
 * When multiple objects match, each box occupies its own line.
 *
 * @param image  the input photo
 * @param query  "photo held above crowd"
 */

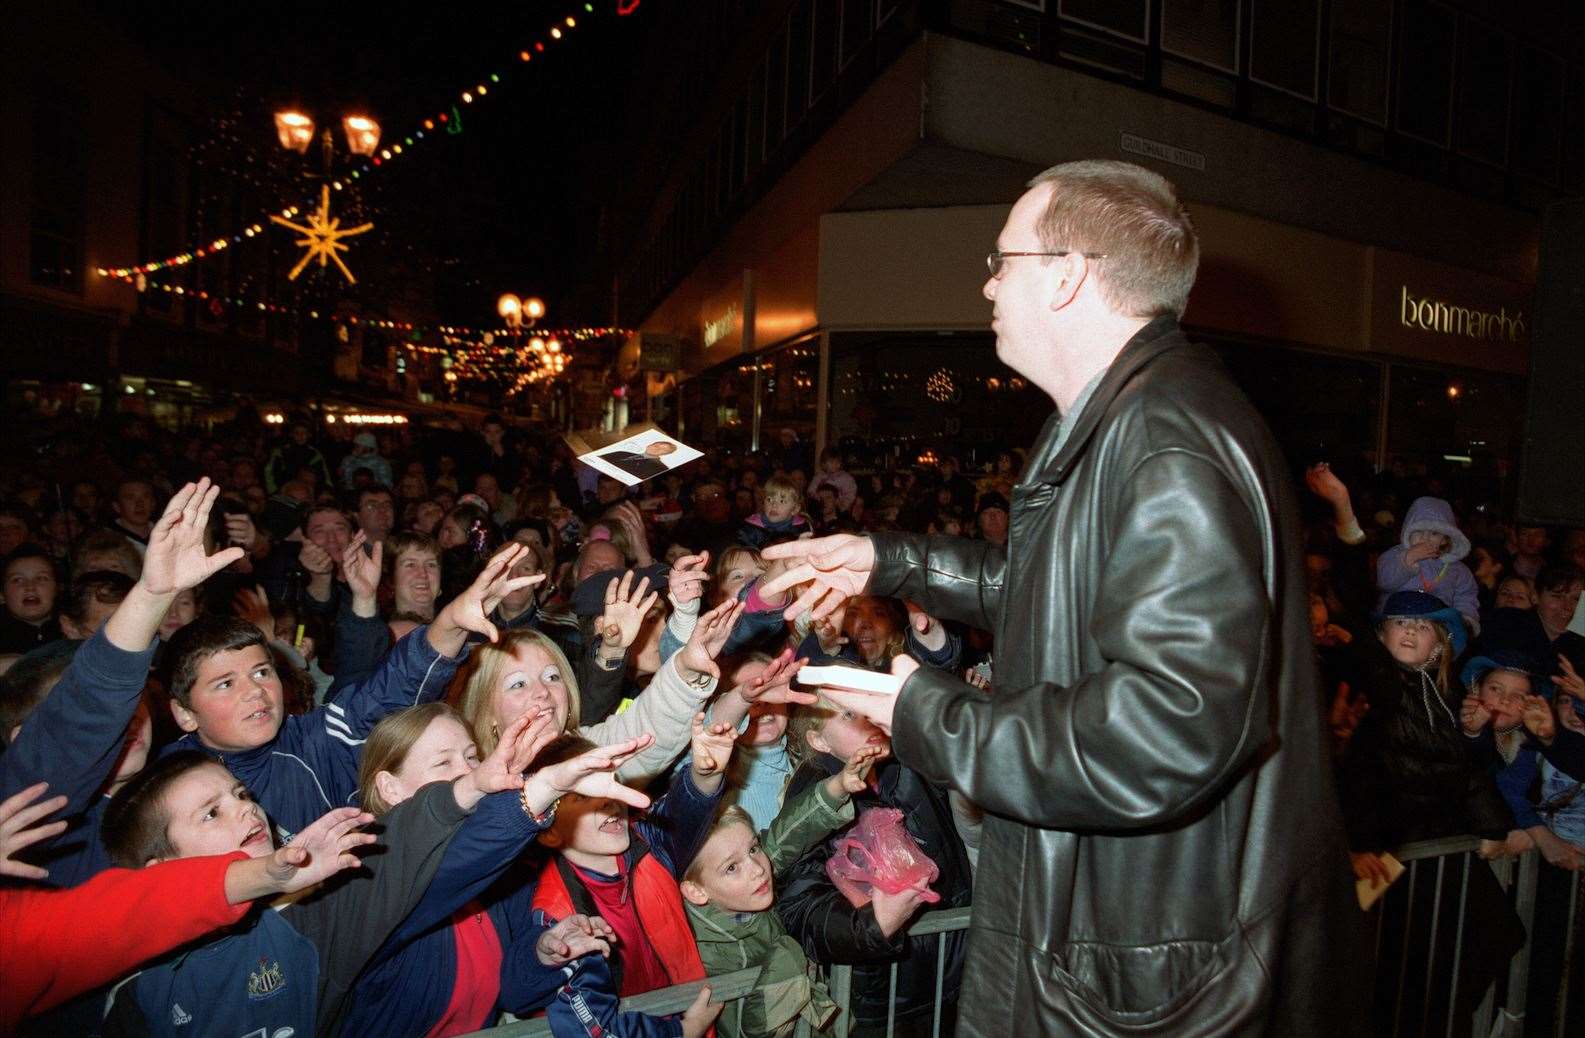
xmin=1 ymin=159 xmax=1582 ymax=1038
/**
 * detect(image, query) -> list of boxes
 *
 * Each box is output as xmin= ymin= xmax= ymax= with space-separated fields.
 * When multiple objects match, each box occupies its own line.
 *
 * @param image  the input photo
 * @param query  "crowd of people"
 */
xmin=0 ymin=400 xmax=1581 ymax=1036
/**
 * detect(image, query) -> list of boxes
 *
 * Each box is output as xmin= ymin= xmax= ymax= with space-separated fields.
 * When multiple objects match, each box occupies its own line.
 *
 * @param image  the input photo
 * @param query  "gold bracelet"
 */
xmin=520 ymin=784 xmax=559 ymax=824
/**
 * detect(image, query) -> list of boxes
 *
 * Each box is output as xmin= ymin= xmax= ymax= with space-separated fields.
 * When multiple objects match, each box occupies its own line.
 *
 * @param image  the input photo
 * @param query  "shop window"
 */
xmin=1249 ymin=0 xmax=1319 ymax=100
xmin=1509 ymin=48 xmax=1563 ymax=183
xmin=812 ymin=0 xmax=841 ymax=100
xmin=1384 ymin=363 xmax=1526 ymax=511
xmin=1060 ymin=0 xmax=1147 ymax=41
xmin=1204 ymin=338 xmax=1382 ymax=469
xmin=827 ymin=332 xmax=1051 ymax=470
xmin=1453 ymin=21 xmax=1512 ymax=166
xmin=745 ymin=61 xmax=766 ymax=181
xmin=766 ymin=26 xmax=788 ymax=155
xmin=1327 ymin=0 xmax=1392 ymax=125
xmin=29 ymin=90 xmax=87 ymax=293
xmin=761 ymin=341 xmax=821 ymax=451
xmin=1395 ymin=0 xmax=1457 ymax=147
xmin=1162 ymin=0 xmax=1240 ymax=74
xmin=1565 ymin=63 xmax=1585 ymax=189
xmin=787 ymin=1 xmax=813 ymax=126
xmin=841 ymin=0 xmax=876 ymax=69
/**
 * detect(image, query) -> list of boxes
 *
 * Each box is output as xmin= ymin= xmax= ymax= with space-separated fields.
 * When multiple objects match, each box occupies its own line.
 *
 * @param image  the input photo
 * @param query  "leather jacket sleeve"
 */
xmin=868 ymin=533 xmax=1006 ymax=634
xmin=889 ymin=450 xmax=1275 ymax=831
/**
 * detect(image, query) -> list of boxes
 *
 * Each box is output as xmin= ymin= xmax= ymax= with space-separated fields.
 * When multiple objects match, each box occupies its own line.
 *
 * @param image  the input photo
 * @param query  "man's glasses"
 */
xmin=986 ymin=249 xmax=1107 ymax=279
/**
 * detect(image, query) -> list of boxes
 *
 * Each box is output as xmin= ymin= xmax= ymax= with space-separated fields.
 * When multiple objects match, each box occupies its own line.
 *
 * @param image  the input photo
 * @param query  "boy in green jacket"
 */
xmin=681 ymin=741 xmax=886 ymax=1037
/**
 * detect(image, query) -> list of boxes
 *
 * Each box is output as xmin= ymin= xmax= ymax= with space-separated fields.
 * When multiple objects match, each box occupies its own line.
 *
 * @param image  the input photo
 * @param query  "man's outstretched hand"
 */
xmin=761 ymin=534 xmax=876 ymax=621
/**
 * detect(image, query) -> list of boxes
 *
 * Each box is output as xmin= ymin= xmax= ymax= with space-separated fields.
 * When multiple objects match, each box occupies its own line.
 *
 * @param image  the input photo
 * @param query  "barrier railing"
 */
xmin=1372 ymin=835 xmax=1582 ymax=1038
xmin=469 ymin=845 xmax=1580 ymax=1037
xmin=463 ymin=906 xmax=973 ymax=1038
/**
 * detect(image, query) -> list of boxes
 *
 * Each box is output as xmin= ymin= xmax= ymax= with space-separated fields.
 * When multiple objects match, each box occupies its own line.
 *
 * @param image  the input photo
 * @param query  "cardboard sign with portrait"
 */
xmin=566 ymin=423 xmax=702 ymax=487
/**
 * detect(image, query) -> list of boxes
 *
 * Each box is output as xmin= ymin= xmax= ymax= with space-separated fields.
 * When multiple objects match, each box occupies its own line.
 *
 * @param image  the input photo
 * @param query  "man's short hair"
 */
xmin=1026 ymin=159 xmax=1199 ymax=319
xmin=64 ymin=569 xmax=135 ymax=624
xmin=356 ymin=485 xmax=395 ymax=507
xmin=2 ymin=543 xmax=56 ymax=578
xmin=162 ymin=614 xmax=269 ymax=707
xmin=70 ymin=529 xmax=144 ymax=580
xmin=0 ymin=652 xmax=72 ymax=734
xmin=1537 ymin=563 xmax=1584 ymax=595
xmin=102 ymin=750 xmax=219 ymax=867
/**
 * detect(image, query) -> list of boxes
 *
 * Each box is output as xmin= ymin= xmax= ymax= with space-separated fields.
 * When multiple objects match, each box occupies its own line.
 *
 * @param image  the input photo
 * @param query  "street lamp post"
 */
xmin=496 ymin=293 xmax=567 ymax=407
xmin=274 ymin=108 xmax=382 ymax=175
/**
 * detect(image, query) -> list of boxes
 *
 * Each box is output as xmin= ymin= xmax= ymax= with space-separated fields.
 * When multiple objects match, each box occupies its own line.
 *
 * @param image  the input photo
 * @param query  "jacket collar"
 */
xmin=1026 ymin=315 xmax=1186 ymax=486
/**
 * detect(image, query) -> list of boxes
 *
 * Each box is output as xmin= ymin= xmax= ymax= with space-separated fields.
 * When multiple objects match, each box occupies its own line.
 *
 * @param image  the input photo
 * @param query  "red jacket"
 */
xmin=532 ymin=850 xmax=707 ymax=991
xmin=0 ymin=851 xmax=250 ymax=1030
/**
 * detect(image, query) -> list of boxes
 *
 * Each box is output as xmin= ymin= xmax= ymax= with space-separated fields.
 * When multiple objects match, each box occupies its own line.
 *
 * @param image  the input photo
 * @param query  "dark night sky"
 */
xmin=84 ymin=0 xmax=654 ymax=326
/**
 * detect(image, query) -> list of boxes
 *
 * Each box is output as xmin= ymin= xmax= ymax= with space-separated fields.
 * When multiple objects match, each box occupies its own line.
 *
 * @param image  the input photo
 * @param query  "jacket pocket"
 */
xmin=1045 ymin=938 xmax=1227 ymax=1025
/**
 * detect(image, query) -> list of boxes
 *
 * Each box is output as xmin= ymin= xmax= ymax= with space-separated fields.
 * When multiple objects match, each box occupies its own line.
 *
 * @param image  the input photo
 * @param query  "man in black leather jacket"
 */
xmin=764 ymin=161 xmax=1365 ymax=1036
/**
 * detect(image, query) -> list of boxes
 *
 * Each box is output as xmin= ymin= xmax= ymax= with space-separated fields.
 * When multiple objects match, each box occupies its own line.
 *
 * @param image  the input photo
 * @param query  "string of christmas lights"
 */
xmin=96 ymin=1 xmax=614 ymax=282
xmin=127 ymin=277 xmax=629 ymax=343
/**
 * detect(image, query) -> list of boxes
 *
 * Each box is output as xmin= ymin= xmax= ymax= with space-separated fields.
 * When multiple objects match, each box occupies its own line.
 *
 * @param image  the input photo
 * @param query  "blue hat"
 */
xmin=1375 ymin=590 xmax=1468 ymax=658
xmin=1461 ymin=649 xmax=1548 ymax=694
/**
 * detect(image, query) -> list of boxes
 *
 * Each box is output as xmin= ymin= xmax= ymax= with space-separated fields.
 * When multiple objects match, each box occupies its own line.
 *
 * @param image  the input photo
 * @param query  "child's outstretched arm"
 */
xmin=318 ymin=540 xmax=545 ymax=744
xmin=583 ymin=599 xmax=741 ymax=784
xmin=0 ymin=480 xmax=241 ymax=812
xmin=0 ymin=787 xmax=366 ymax=1029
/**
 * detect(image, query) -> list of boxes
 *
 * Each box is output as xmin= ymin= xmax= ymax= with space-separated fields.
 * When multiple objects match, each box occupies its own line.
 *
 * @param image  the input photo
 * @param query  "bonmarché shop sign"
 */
xmin=1369 ymin=248 xmax=1530 ymax=375
xmin=1399 ymin=286 xmax=1526 ymax=344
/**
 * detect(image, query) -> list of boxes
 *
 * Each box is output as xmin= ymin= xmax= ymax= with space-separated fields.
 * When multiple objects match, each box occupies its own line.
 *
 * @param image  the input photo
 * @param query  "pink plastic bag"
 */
xmin=825 ymin=807 xmax=942 ymax=908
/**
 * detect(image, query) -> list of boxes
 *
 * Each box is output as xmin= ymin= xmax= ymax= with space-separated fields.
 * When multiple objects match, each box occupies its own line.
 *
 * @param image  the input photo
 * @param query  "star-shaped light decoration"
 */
xmin=270 ymin=185 xmax=374 ymax=285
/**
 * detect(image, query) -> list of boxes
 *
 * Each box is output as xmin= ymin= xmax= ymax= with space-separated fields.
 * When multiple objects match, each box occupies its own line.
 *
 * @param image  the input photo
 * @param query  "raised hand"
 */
xmin=675 ymin=600 xmax=744 ymax=683
xmin=904 ymin=600 xmax=947 ymax=650
xmin=761 ymin=533 xmax=876 ymax=621
xmin=459 ymin=710 xmax=562 ymax=809
xmin=0 ymin=782 xmax=68 ymax=881
xmin=523 ymin=734 xmax=657 ymax=815
xmin=342 ymin=531 xmax=383 ymax=603
xmin=597 ymin=571 xmax=658 ymax=650
xmin=224 ymin=510 xmax=258 ymax=552
xmin=141 ymin=479 xmax=245 ymax=595
xmin=830 ymin=742 xmax=888 ymax=796
xmin=1521 ymin=695 xmax=1556 ymax=744
xmin=1556 ymin=655 xmax=1585 ymax=702
xmin=432 ymin=542 xmax=546 ymax=651
xmin=667 ymin=551 xmax=712 ymax=606
xmin=812 ymin=609 xmax=848 ymax=656
xmin=689 ymin=712 xmax=738 ymax=781
xmin=1303 ymin=462 xmax=1351 ymax=509
xmin=265 ymin=807 xmax=376 ymax=893
xmin=609 ymin=501 xmax=653 ymax=566
xmin=536 ymin=913 xmax=617 ymax=965
xmin=298 ymin=539 xmax=335 ymax=577
xmin=232 ymin=585 xmax=275 ymax=642
xmin=739 ymin=650 xmax=817 ymax=707
xmin=1460 ymin=694 xmax=1492 ymax=736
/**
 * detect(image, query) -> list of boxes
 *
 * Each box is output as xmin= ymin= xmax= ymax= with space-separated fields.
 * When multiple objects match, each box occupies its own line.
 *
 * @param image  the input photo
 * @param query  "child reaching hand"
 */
xmin=1376 ymin=497 xmax=1481 ymax=635
xmin=683 ymin=741 xmax=888 ymax=1037
xmin=529 ymin=709 xmax=737 ymax=999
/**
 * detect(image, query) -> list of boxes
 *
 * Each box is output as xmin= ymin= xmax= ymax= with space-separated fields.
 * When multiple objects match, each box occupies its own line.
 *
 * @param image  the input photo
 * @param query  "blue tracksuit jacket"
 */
xmin=164 ymin=624 xmax=461 ymax=840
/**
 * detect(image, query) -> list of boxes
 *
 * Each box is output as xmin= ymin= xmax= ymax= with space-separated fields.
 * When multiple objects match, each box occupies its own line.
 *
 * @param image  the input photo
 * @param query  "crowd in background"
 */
xmin=1 ymin=402 xmax=1582 ymax=1037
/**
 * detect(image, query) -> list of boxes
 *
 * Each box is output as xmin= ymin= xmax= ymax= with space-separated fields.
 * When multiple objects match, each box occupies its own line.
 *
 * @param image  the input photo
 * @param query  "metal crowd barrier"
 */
xmin=464 ymin=906 xmax=974 ymax=1038
xmin=1372 ymin=835 xmax=1583 ymax=1038
xmin=468 ymin=844 xmax=1581 ymax=1038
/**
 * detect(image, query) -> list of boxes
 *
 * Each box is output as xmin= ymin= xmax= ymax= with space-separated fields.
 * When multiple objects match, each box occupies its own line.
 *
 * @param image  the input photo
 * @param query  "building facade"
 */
xmin=611 ymin=0 xmax=1579 ymax=508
